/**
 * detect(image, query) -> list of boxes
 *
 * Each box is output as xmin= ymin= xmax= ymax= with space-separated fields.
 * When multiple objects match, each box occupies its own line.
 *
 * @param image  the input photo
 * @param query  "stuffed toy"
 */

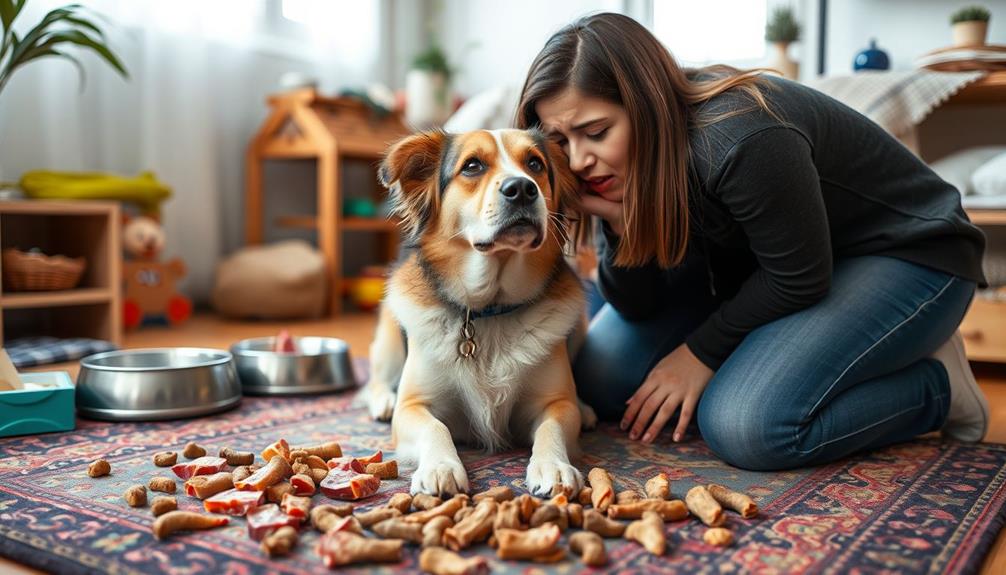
xmin=122 ymin=215 xmax=192 ymax=329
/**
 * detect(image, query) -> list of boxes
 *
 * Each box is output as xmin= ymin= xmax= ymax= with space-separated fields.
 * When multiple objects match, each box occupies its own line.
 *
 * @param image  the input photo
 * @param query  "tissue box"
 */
xmin=0 ymin=371 xmax=75 ymax=438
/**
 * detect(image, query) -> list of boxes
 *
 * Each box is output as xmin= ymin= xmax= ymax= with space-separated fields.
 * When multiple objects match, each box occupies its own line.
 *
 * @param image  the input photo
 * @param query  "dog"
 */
xmin=361 ymin=128 xmax=596 ymax=497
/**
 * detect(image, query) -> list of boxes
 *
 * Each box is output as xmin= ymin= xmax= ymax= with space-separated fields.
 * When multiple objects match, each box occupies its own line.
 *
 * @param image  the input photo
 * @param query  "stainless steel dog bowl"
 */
xmin=76 ymin=348 xmax=241 ymax=421
xmin=230 ymin=336 xmax=358 ymax=395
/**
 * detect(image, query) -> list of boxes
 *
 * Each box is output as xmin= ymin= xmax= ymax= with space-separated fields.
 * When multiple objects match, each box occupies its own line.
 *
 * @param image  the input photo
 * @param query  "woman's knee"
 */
xmin=697 ymin=391 xmax=800 ymax=471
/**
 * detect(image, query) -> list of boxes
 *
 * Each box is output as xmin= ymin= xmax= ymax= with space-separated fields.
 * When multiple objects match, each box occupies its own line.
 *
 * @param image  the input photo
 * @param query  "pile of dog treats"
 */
xmin=87 ymin=438 xmax=758 ymax=572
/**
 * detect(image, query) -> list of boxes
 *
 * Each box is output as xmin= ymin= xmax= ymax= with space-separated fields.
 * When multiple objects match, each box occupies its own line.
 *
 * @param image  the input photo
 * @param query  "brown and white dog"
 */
xmin=361 ymin=128 xmax=596 ymax=497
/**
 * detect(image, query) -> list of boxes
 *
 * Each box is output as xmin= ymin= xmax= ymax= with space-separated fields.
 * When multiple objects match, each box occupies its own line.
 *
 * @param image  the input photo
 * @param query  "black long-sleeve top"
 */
xmin=596 ymin=75 xmax=987 ymax=370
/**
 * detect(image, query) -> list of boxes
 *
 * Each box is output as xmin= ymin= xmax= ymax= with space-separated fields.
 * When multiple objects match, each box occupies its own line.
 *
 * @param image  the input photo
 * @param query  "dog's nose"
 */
xmin=499 ymin=177 xmax=539 ymax=206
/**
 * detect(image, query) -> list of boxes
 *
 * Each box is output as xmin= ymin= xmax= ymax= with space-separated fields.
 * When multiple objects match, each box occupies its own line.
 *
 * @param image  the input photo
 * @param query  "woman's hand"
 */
xmin=621 ymin=343 xmax=714 ymax=443
xmin=580 ymin=192 xmax=625 ymax=237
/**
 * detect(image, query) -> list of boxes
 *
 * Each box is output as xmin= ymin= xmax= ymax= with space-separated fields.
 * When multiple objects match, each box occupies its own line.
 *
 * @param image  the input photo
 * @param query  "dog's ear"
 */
xmin=542 ymin=138 xmax=593 ymax=251
xmin=379 ymin=130 xmax=449 ymax=242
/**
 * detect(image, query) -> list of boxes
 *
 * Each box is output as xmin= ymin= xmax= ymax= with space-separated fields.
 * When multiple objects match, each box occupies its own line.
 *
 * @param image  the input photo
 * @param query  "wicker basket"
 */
xmin=2 ymin=248 xmax=86 ymax=291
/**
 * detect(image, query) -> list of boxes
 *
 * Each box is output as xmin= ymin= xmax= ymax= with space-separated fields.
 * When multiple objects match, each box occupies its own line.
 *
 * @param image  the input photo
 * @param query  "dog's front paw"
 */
xmin=578 ymin=399 xmax=598 ymax=431
xmin=362 ymin=382 xmax=396 ymax=422
xmin=526 ymin=456 xmax=583 ymax=497
xmin=411 ymin=458 xmax=469 ymax=496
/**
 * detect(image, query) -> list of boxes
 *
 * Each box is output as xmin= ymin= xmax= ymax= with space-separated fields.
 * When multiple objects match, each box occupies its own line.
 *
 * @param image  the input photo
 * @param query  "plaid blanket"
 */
xmin=5 ymin=337 xmax=116 ymax=368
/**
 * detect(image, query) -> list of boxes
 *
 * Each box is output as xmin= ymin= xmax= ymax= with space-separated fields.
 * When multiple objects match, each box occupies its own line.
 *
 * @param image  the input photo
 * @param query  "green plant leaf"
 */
xmin=51 ymin=29 xmax=127 ymax=77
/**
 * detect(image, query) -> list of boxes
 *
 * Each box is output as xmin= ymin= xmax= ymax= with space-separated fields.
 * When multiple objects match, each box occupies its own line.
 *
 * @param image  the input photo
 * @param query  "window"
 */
xmin=652 ymin=1 xmax=768 ymax=66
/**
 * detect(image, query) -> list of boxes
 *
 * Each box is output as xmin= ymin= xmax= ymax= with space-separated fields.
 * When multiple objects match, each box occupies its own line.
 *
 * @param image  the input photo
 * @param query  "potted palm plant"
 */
xmin=765 ymin=6 xmax=800 ymax=80
xmin=951 ymin=6 xmax=991 ymax=47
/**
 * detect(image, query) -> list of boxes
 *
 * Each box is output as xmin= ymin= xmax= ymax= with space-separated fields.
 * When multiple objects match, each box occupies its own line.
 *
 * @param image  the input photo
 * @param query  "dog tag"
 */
xmin=459 ymin=309 xmax=476 ymax=358
xmin=458 ymin=339 xmax=477 ymax=358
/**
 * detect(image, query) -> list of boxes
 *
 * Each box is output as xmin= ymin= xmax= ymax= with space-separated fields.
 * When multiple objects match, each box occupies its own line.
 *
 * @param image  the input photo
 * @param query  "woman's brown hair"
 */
xmin=516 ymin=12 xmax=774 ymax=268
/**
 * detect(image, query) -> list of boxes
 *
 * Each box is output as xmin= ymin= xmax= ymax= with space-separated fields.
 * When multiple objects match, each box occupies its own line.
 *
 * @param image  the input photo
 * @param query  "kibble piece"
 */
xmin=87 ymin=459 xmax=111 ymax=478
xmin=183 ymin=442 xmax=207 ymax=459
xmin=124 ymin=485 xmax=148 ymax=507
xmin=153 ymin=452 xmax=177 ymax=467
xmin=148 ymin=476 xmax=177 ymax=494
xmin=151 ymin=496 xmax=178 ymax=517
xmin=219 ymin=447 xmax=255 ymax=466
xmin=261 ymin=525 xmax=298 ymax=557
xmin=703 ymin=527 xmax=734 ymax=547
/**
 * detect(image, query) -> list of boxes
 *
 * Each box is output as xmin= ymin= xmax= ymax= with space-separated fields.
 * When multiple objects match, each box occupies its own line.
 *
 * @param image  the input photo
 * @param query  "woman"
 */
xmin=516 ymin=13 xmax=988 ymax=471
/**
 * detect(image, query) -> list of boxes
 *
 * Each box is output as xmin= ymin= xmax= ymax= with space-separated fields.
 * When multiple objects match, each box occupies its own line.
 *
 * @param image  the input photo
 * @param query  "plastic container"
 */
xmin=0 ymin=371 xmax=76 ymax=437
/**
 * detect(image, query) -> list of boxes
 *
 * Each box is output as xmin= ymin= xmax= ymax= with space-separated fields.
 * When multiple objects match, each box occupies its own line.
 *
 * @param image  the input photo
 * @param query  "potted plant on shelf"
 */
xmin=765 ymin=5 xmax=800 ymax=80
xmin=951 ymin=5 xmax=991 ymax=47
xmin=405 ymin=42 xmax=453 ymax=129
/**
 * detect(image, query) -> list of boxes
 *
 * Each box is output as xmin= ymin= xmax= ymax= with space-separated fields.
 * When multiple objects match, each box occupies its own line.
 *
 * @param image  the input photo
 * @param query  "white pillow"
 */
xmin=929 ymin=146 xmax=1006 ymax=196
xmin=971 ymin=151 xmax=1006 ymax=197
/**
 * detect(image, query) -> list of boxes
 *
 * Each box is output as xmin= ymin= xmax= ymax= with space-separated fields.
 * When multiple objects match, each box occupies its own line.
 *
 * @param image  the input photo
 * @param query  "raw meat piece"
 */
xmin=171 ymin=456 xmax=228 ymax=480
xmin=203 ymin=488 xmax=265 ymax=516
xmin=246 ymin=503 xmax=301 ymax=541
xmin=320 ymin=472 xmax=380 ymax=501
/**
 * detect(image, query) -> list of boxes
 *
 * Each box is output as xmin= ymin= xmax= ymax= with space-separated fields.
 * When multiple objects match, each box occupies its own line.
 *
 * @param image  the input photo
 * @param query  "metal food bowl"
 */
xmin=76 ymin=348 xmax=241 ymax=421
xmin=231 ymin=336 xmax=358 ymax=395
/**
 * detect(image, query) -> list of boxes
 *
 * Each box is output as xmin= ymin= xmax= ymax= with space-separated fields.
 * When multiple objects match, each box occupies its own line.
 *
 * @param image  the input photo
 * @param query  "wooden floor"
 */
xmin=7 ymin=312 xmax=1006 ymax=574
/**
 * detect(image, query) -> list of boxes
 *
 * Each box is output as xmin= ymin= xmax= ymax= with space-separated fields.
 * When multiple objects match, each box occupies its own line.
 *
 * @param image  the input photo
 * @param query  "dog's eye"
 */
xmin=527 ymin=156 xmax=544 ymax=173
xmin=461 ymin=158 xmax=484 ymax=176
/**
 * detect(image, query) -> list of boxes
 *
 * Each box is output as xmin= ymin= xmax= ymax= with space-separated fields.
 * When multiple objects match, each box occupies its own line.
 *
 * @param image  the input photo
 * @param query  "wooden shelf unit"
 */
xmin=245 ymin=88 xmax=411 ymax=315
xmin=0 ymin=200 xmax=121 ymax=345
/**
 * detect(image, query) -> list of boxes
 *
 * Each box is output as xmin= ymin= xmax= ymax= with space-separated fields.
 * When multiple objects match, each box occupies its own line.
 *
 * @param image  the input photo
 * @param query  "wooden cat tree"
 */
xmin=245 ymin=88 xmax=410 ymax=314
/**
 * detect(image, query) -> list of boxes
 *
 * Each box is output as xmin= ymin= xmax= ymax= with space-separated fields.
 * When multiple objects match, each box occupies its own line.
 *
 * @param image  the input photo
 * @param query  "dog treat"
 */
xmin=153 ymin=451 xmax=177 ymax=467
xmin=615 ymin=490 xmax=639 ymax=502
xmin=265 ymin=481 xmax=294 ymax=503
xmin=290 ymin=473 xmax=316 ymax=496
xmin=550 ymin=483 xmax=574 ymax=498
xmin=329 ymin=515 xmax=364 ymax=535
xmin=235 ymin=455 xmax=293 ymax=491
xmin=231 ymin=466 xmax=252 ymax=483
xmin=707 ymin=483 xmax=758 ymax=519
xmin=281 ymin=492 xmax=312 ymax=520
xmin=261 ymin=525 xmax=298 ymax=557
xmin=310 ymin=467 xmax=329 ymax=484
xmin=326 ymin=456 xmax=363 ymax=472
xmin=171 ymin=456 xmax=228 ymax=480
xmin=645 ymin=473 xmax=671 ymax=500
xmin=150 ymin=496 xmax=177 ymax=517
xmin=454 ymin=506 xmax=474 ymax=523
xmin=320 ymin=471 xmax=380 ymax=500
xmin=704 ymin=527 xmax=734 ymax=547
xmin=577 ymin=486 xmax=593 ymax=506
xmin=203 ymin=488 xmax=265 ymax=516
xmin=261 ymin=438 xmax=291 ymax=462
xmin=443 ymin=499 xmax=497 ymax=551
xmin=183 ymin=442 xmax=207 ymax=459
xmin=185 ymin=472 xmax=234 ymax=499
xmin=473 ymin=486 xmax=514 ymax=504
xmin=495 ymin=523 xmax=564 ymax=561
xmin=386 ymin=493 xmax=413 ymax=514
xmin=356 ymin=507 xmax=401 ymax=528
xmin=303 ymin=454 xmax=329 ymax=470
xmin=87 ymin=459 xmax=111 ymax=478
xmin=686 ymin=486 xmax=725 ymax=527
xmin=607 ymin=499 xmax=689 ymax=521
xmin=274 ymin=329 xmax=296 ymax=353
xmin=310 ymin=503 xmax=355 ymax=532
xmin=147 ymin=476 xmax=176 ymax=494
xmin=247 ymin=503 xmax=301 ymax=541
xmin=529 ymin=504 xmax=567 ymax=530
xmin=353 ymin=450 xmax=383 ymax=466
xmin=421 ymin=515 xmax=454 ymax=548
xmin=566 ymin=503 xmax=584 ymax=528
xmin=219 ymin=447 xmax=255 ymax=466
xmin=625 ymin=511 xmax=666 ymax=556
xmin=373 ymin=517 xmax=424 ymax=543
xmin=152 ymin=511 xmax=228 ymax=540
xmin=419 ymin=547 xmax=490 ymax=575
xmin=582 ymin=509 xmax=625 ymax=537
xmin=515 ymin=493 xmax=541 ymax=523
xmin=366 ymin=460 xmax=398 ymax=479
xmin=493 ymin=500 xmax=522 ymax=531
xmin=315 ymin=530 xmax=403 ymax=566
xmin=569 ymin=531 xmax=607 ymax=566
xmin=412 ymin=493 xmax=443 ymax=511
xmin=124 ymin=485 xmax=147 ymax=507
xmin=292 ymin=441 xmax=342 ymax=461
xmin=547 ymin=493 xmax=568 ymax=507
xmin=587 ymin=468 xmax=614 ymax=512
xmin=405 ymin=495 xmax=467 ymax=524
xmin=292 ymin=461 xmax=311 ymax=476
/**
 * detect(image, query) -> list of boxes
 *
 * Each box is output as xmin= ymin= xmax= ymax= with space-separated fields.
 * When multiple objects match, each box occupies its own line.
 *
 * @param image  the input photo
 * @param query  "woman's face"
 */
xmin=535 ymin=87 xmax=631 ymax=202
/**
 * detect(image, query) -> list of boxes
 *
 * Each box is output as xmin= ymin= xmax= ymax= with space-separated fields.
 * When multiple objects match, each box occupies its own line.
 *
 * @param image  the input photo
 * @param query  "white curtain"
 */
xmin=0 ymin=0 xmax=383 ymax=302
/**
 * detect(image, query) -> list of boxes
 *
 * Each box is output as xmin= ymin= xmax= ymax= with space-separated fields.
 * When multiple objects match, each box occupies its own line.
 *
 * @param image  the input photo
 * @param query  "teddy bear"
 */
xmin=122 ymin=215 xmax=191 ymax=329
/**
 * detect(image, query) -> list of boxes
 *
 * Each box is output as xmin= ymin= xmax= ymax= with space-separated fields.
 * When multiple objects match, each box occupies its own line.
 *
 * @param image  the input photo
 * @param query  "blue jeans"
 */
xmin=572 ymin=256 xmax=976 ymax=471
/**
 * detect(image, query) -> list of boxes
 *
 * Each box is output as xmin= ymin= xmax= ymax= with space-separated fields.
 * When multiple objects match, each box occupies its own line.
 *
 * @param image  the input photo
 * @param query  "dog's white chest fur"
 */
xmin=387 ymin=277 xmax=580 ymax=452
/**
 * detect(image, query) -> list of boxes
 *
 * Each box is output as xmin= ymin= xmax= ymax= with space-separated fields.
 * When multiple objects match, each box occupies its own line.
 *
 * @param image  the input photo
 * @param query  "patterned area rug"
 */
xmin=1 ymin=363 xmax=1004 ymax=575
